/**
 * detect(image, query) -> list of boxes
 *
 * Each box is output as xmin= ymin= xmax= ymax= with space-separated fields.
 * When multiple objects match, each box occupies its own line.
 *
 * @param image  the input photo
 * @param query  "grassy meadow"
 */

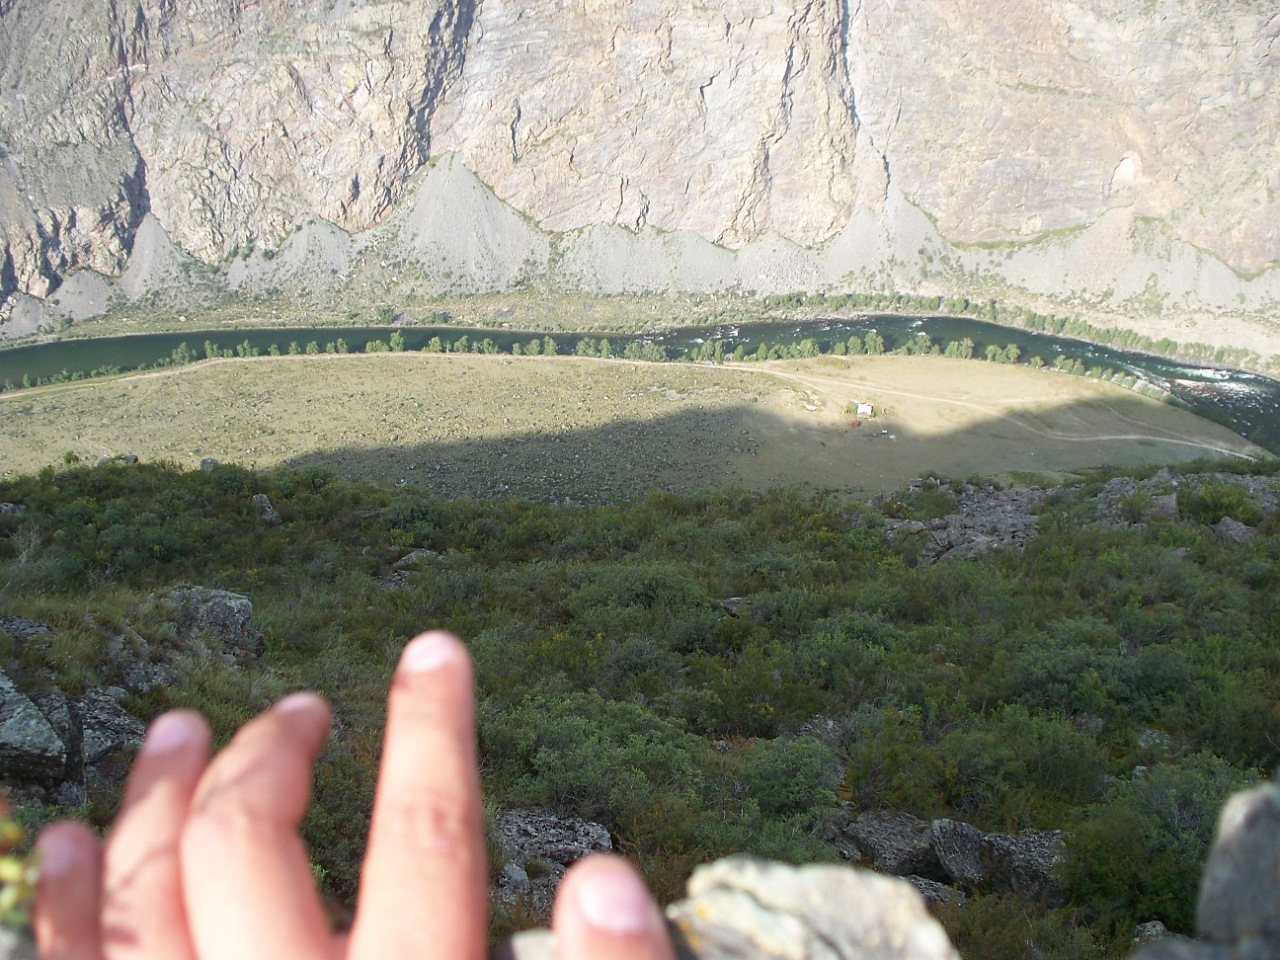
xmin=0 ymin=354 xmax=1262 ymax=497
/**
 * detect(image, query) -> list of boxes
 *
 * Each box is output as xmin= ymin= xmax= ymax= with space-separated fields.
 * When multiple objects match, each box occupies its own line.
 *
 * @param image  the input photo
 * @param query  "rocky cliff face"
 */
xmin=1 ymin=0 xmax=1278 ymax=354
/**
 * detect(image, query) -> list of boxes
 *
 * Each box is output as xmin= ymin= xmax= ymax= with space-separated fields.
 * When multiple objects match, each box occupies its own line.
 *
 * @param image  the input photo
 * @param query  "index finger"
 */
xmin=348 ymin=631 xmax=486 ymax=960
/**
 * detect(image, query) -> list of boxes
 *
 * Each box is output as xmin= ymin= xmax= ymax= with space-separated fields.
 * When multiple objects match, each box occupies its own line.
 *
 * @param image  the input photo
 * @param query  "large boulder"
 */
xmin=496 ymin=807 xmax=612 ymax=866
xmin=981 ymin=830 xmax=1063 ymax=900
xmin=844 ymin=812 xmax=942 ymax=880
xmin=497 ymin=857 xmax=960 ymax=960
xmin=930 ymin=819 xmax=986 ymax=887
xmin=156 ymin=588 xmax=263 ymax=657
xmin=0 ymin=665 xmax=148 ymax=798
xmin=0 ymin=669 xmax=72 ymax=787
xmin=1211 ymin=516 xmax=1257 ymax=544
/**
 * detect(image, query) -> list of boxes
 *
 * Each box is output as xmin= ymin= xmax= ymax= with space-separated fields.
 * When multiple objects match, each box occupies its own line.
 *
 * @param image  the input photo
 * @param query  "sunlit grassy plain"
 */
xmin=0 ymin=354 xmax=1262 ymax=496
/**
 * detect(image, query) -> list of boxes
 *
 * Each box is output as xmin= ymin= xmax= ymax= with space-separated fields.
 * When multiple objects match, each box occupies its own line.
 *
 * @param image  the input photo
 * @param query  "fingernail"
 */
xmin=36 ymin=830 xmax=82 ymax=879
xmin=275 ymin=691 xmax=325 ymax=714
xmin=400 ymin=632 xmax=457 ymax=674
xmin=141 ymin=711 xmax=200 ymax=755
xmin=577 ymin=861 xmax=661 ymax=935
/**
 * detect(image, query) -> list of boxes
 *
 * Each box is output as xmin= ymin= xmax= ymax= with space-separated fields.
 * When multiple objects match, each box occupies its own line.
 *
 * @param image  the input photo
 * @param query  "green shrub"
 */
xmin=939 ymin=705 xmax=1107 ymax=827
xmin=1060 ymin=752 xmax=1256 ymax=935
xmin=480 ymin=688 xmax=705 ymax=840
xmin=1177 ymin=482 xmax=1263 ymax=526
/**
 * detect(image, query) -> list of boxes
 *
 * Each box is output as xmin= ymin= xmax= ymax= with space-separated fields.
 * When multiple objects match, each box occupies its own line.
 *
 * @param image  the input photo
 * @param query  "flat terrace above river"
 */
xmin=0 ymin=354 xmax=1263 ymax=500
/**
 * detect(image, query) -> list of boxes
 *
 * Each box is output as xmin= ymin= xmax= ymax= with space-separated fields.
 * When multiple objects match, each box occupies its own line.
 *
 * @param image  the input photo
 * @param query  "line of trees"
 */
xmin=0 ymin=328 xmax=1164 ymax=397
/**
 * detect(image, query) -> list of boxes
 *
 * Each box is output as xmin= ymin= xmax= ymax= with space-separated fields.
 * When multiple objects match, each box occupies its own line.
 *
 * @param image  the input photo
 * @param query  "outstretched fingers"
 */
xmin=179 ymin=692 xmax=337 ymax=960
xmin=552 ymin=854 xmax=675 ymax=960
xmin=348 ymin=631 xmax=487 ymax=960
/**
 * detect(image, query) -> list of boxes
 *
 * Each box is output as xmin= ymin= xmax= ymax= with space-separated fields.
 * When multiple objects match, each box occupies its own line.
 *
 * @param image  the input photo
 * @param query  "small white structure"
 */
xmin=856 ymin=402 xmax=875 ymax=419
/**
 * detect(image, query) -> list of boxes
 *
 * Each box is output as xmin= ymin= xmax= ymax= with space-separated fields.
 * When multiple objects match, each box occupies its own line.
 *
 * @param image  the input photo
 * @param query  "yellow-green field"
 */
xmin=0 ymin=354 xmax=1263 ymax=500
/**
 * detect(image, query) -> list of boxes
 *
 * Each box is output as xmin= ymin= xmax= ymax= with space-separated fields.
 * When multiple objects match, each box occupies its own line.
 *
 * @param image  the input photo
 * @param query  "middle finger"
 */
xmin=180 ymin=693 xmax=337 ymax=960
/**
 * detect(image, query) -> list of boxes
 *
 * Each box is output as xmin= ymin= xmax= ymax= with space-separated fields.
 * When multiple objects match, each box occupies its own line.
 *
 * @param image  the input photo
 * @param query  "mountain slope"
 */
xmin=1 ymin=0 xmax=1278 ymax=354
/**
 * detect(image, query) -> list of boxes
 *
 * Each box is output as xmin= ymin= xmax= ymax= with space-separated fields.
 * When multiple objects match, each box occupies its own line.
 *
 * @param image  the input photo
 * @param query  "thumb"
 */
xmin=551 ymin=854 xmax=674 ymax=960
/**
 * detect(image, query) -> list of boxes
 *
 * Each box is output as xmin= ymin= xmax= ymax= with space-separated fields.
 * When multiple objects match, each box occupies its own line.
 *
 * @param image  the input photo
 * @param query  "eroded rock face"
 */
xmin=126 ymin=0 xmax=474 ymax=263
xmin=2 ymin=0 xmax=1278 ymax=339
xmin=434 ymin=0 xmax=880 ymax=248
xmin=848 ymin=1 xmax=1280 ymax=276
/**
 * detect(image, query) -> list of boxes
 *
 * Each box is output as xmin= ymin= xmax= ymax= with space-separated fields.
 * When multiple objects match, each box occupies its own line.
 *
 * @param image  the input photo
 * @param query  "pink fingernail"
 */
xmin=275 ymin=691 xmax=325 ymax=714
xmin=577 ymin=861 xmax=661 ymax=934
xmin=36 ymin=830 xmax=82 ymax=878
xmin=142 ymin=711 xmax=199 ymax=755
xmin=400 ymin=632 xmax=457 ymax=674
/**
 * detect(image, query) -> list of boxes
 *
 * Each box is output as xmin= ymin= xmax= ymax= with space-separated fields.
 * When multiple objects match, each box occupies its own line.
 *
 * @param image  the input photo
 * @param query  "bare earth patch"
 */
xmin=0 ymin=354 xmax=1262 ymax=500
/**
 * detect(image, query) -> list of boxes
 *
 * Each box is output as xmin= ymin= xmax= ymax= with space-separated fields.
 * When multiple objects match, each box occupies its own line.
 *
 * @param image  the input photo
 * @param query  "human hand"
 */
xmin=33 ymin=631 xmax=676 ymax=960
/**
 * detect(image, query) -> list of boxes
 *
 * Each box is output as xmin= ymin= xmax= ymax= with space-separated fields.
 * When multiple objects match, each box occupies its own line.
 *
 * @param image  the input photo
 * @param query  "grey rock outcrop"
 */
xmin=881 ymin=484 xmax=1048 ymax=563
xmin=393 ymin=549 xmax=443 ymax=570
xmin=492 ymin=807 xmax=613 ymax=922
xmin=0 ymin=663 xmax=148 ymax=798
xmin=0 ymin=669 xmax=71 ymax=787
xmin=251 ymin=493 xmax=282 ymax=526
xmin=28 ymin=691 xmax=83 ymax=789
xmin=156 ymin=587 xmax=263 ymax=658
xmin=929 ymin=819 xmax=985 ymax=888
xmin=1093 ymin=473 xmax=1280 ymax=527
xmin=831 ymin=810 xmax=1062 ymax=903
xmin=980 ymin=830 xmax=1064 ymax=901
xmin=76 ymin=690 xmax=145 ymax=765
xmin=497 ymin=857 xmax=961 ymax=960
xmin=0 ymin=618 xmax=50 ymax=645
xmin=906 ymin=875 xmax=965 ymax=909
xmin=1211 ymin=517 xmax=1257 ymax=544
xmin=496 ymin=808 xmax=613 ymax=868
xmin=844 ymin=812 xmax=942 ymax=879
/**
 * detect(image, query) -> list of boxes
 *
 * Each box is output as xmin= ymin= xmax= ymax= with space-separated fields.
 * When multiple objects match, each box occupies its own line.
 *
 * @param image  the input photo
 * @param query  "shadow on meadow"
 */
xmin=276 ymin=386 xmax=1251 ymax=502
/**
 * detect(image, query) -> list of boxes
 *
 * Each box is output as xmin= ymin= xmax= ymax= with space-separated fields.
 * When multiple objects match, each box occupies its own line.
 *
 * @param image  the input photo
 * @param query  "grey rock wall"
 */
xmin=1 ymin=1 xmax=1279 ymax=352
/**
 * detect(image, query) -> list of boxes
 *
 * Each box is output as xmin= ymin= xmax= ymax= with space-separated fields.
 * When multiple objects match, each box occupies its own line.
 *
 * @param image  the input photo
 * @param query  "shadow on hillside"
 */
xmin=278 ymin=386 xmax=1255 ymax=503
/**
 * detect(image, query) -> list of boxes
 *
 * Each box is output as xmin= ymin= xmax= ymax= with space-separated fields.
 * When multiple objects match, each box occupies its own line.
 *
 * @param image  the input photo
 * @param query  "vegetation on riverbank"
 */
xmin=8 ymin=288 xmax=1277 ymax=379
xmin=2 ymin=456 xmax=1277 ymax=957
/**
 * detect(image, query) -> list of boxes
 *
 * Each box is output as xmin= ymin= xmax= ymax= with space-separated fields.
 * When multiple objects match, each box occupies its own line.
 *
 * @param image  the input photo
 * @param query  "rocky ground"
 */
xmin=880 ymin=469 xmax=1280 ymax=563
